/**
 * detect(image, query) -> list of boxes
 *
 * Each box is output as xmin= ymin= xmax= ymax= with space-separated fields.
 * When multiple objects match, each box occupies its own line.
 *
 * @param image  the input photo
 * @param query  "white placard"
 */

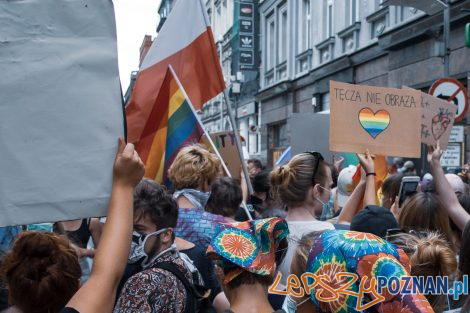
xmin=0 ymin=0 xmax=123 ymax=226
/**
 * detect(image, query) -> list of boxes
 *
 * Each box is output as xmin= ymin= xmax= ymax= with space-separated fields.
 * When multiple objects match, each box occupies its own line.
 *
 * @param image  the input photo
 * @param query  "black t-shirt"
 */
xmin=235 ymin=195 xmax=262 ymax=222
xmin=180 ymin=245 xmax=221 ymax=301
xmin=0 ymin=288 xmax=8 ymax=311
xmin=268 ymin=292 xmax=286 ymax=311
xmin=459 ymin=220 xmax=470 ymax=276
xmin=61 ymin=308 xmax=79 ymax=313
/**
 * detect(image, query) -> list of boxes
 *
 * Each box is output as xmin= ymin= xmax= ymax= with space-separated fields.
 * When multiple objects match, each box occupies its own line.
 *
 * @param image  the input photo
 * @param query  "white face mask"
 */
xmin=282 ymin=294 xmax=310 ymax=313
xmin=137 ymin=228 xmax=170 ymax=268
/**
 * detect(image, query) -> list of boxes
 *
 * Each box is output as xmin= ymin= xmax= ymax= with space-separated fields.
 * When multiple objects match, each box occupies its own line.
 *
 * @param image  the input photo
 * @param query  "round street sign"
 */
xmin=429 ymin=78 xmax=469 ymax=122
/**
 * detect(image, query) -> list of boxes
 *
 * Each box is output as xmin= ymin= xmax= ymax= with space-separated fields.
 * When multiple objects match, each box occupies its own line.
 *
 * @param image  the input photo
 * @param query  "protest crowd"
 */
xmin=1 ymin=138 xmax=470 ymax=313
xmin=2 ymin=1 xmax=470 ymax=313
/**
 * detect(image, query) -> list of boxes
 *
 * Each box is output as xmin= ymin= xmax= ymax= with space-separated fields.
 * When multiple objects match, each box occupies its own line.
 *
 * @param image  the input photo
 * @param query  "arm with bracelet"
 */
xmin=428 ymin=142 xmax=470 ymax=231
xmin=357 ymin=150 xmax=376 ymax=207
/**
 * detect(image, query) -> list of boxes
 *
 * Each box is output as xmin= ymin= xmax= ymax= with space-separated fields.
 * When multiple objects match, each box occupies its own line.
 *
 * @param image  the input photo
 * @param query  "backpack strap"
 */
xmin=153 ymin=262 xmax=197 ymax=313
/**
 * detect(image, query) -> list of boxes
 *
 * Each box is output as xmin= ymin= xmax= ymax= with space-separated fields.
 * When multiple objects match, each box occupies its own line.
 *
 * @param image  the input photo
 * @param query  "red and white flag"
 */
xmin=126 ymin=0 xmax=225 ymax=144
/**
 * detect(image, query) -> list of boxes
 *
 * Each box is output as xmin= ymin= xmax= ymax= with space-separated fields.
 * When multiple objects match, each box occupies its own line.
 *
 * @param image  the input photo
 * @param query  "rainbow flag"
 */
xmin=135 ymin=67 xmax=204 ymax=184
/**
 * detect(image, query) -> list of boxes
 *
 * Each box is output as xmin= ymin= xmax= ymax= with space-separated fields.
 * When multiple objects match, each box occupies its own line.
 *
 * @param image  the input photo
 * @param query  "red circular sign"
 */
xmin=429 ymin=78 xmax=469 ymax=122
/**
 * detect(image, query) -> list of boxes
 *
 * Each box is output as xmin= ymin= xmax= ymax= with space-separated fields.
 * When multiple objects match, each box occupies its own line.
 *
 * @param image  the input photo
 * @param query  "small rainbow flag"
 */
xmin=135 ymin=67 xmax=204 ymax=184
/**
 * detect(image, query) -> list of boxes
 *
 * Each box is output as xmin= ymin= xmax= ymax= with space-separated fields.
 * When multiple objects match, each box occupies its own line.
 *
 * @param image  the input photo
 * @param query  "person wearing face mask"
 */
xmin=168 ymin=144 xmax=231 ymax=249
xmin=269 ymin=152 xmax=335 ymax=285
xmin=114 ymin=179 xmax=211 ymax=313
xmin=168 ymin=144 xmax=221 ymax=210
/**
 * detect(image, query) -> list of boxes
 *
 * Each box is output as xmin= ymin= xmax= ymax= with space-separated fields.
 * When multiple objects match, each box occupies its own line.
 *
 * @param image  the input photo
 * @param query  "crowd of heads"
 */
xmin=1 ymin=142 xmax=469 ymax=313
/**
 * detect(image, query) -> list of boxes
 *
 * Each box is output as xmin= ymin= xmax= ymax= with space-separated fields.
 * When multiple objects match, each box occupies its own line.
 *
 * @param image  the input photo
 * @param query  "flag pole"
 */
xmin=222 ymin=90 xmax=254 ymax=195
xmin=169 ymin=65 xmax=253 ymax=220
xmin=167 ymin=66 xmax=231 ymax=176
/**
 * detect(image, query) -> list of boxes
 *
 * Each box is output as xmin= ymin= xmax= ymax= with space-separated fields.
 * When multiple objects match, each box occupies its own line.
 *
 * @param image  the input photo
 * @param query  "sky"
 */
xmin=113 ymin=0 xmax=161 ymax=90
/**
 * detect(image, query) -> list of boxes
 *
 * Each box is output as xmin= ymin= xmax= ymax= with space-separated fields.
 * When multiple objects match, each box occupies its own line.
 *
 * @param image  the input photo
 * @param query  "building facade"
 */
xmin=258 ymin=0 xmax=470 ymax=166
xmin=201 ymin=0 xmax=262 ymax=158
xmin=124 ymin=0 xmax=262 ymax=158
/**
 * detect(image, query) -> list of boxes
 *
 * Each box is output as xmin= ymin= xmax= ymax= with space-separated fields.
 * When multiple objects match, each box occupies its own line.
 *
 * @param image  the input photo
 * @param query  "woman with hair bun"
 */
xmin=269 ymin=152 xmax=335 ymax=285
xmin=2 ymin=232 xmax=82 ymax=313
xmin=388 ymin=232 xmax=458 ymax=312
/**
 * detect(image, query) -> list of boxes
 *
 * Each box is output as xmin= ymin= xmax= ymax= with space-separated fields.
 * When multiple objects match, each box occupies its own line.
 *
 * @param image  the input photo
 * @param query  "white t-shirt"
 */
xmin=279 ymin=220 xmax=335 ymax=285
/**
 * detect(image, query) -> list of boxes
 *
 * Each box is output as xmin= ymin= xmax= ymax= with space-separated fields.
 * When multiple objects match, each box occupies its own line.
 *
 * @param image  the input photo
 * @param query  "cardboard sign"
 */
xmin=203 ymin=132 xmax=243 ymax=180
xmin=0 ymin=0 xmax=123 ymax=226
xmin=330 ymin=81 xmax=421 ymax=157
xmin=419 ymin=92 xmax=457 ymax=149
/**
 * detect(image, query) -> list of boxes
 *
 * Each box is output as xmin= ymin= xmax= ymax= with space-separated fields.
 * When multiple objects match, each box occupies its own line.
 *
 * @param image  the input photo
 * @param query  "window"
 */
xmin=323 ymin=0 xmax=334 ymax=38
xmin=395 ymin=6 xmax=404 ymax=24
xmin=268 ymin=123 xmax=287 ymax=148
xmin=298 ymin=0 xmax=311 ymax=53
xmin=348 ymin=0 xmax=358 ymax=25
xmin=321 ymin=93 xmax=330 ymax=111
xmin=215 ymin=3 xmax=222 ymax=40
xmin=266 ymin=14 xmax=275 ymax=70
xmin=328 ymin=3 xmax=333 ymax=36
xmin=278 ymin=6 xmax=288 ymax=63
xmin=314 ymin=93 xmax=330 ymax=112
xmin=223 ymin=0 xmax=228 ymax=32
xmin=227 ymin=0 xmax=233 ymax=29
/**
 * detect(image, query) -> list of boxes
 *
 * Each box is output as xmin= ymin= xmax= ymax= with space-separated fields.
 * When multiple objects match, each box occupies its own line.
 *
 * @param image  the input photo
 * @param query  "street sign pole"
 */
xmin=444 ymin=1 xmax=450 ymax=76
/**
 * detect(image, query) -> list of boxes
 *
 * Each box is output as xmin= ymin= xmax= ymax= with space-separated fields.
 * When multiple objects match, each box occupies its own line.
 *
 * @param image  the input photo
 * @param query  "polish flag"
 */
xmin=126 ymin=0 xmax=225 ymax=144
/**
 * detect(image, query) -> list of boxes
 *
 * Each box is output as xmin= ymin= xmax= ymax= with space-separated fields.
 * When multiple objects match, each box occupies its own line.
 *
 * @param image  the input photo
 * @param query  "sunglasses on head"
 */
xmin=304 ymin=151 xmax=324 ymax=184
xmin=385 ymin=228 xmax=428 ymax=241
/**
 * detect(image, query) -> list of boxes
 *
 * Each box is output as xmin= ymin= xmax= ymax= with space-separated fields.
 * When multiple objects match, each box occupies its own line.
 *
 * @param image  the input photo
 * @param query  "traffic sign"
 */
xmin=441 ymin=143 xmax=463 ymax=167
xmin=429 ymin=78 xmax=469 ymax=122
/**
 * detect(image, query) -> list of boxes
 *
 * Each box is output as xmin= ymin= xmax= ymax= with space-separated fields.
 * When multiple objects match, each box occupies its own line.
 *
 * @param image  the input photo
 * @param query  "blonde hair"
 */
xmin=168 ymin=144 xmax=221 ymax=190
xmin=390 ymin=232 xmax=458 ymax=311
xmin=270 ymin=153 xmax=328 ymax=207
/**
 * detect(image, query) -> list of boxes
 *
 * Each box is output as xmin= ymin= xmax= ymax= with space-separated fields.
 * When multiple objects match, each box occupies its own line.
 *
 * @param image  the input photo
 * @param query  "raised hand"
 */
xmin=357 ymin=149 xmax=375 ymax=175
xmin=427 ymin=141 xmax=443 ymax=165
xmin=333 ymin=154 xmax=345 ymax=171
xmin=113 ymin=138 xmax=145 ymax=188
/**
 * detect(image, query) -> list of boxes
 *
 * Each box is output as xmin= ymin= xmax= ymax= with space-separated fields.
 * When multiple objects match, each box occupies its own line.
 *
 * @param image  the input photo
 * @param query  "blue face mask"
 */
xmin=316 ymin=186 xmax=334 ymax=221
xmin=282 ymin=294 xmax=310 ymax=313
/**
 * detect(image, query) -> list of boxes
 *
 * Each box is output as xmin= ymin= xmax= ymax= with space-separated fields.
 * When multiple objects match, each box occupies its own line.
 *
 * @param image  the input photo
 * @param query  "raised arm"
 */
xmin=337 ymin=150 xmax=376 ymax=225
xmin=358 ymin=150 xmax=376 ymax=207
xmin=428 ymin=142 xmax=470 ymax=231
xmin=337 ymin=180 xmax=366 ymax=224
xmin=65 ymin=138 xmax=144 ymax=313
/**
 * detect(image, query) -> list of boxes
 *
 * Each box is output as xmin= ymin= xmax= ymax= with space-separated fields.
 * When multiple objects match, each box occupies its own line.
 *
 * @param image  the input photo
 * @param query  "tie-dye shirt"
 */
xmin=174 ymin=208 xmax=228 ymax=249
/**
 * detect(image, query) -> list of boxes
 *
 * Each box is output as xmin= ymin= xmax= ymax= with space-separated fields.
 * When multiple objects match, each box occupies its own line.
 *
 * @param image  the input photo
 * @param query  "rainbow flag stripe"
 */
xmin=136 ymin=68 xmax=204 ymax=184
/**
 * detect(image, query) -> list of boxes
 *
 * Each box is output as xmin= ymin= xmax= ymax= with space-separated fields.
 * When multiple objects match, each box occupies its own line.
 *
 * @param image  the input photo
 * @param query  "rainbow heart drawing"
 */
xmin=358 ymin=108 xmax=391 ymax=139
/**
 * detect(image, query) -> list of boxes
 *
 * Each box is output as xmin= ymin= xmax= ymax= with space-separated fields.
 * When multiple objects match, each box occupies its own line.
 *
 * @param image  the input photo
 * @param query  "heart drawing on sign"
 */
xmin=431 ymin=108 xmax=453 ymax=141
xmin=358 ymin=107 xmax=391 ymax=139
